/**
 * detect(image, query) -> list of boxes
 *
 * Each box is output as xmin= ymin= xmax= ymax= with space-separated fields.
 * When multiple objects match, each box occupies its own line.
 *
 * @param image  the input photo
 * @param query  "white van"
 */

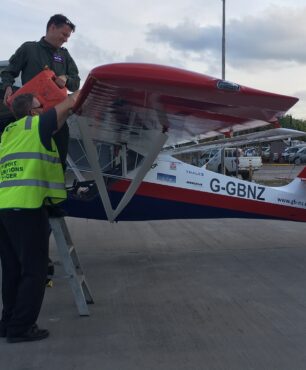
xmin=200 ymin=147 xmax=262 ymax=180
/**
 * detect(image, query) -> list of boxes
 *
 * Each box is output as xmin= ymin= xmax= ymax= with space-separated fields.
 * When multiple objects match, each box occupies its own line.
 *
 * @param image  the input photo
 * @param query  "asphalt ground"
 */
xmin=253 ymin=163 xmax=304 ymax=182
xmin=1 ymin=165 xmax=306 ymax=370
xmin=1 ymin=219 xmax=306 ymax=370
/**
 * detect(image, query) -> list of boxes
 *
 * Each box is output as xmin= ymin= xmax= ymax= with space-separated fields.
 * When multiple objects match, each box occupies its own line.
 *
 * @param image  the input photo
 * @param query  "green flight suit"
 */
xmin=1 ymin=37 xmax=80 ymax=170
xmin=1 ymin=37 xmax=80 ymax=92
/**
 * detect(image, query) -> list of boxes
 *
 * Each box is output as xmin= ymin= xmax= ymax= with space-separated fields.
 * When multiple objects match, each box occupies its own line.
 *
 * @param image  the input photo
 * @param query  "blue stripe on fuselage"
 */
xmin=63 ymin=191 xmax=278 ymax=222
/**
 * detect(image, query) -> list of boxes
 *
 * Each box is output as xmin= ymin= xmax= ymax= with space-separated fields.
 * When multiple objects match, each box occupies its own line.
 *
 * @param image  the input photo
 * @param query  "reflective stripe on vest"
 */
xmin=0 ymin=152 xmax=61 ymax=165
xmin=25 ymin=115 xmax=33 ymax=130
xmin=0 ymin=179 xmax=65 ymax=190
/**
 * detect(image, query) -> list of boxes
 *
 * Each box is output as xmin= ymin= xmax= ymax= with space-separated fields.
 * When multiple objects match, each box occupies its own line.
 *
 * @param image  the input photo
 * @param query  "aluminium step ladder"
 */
xmin=49 ymin=217 xmax=94 ymax=316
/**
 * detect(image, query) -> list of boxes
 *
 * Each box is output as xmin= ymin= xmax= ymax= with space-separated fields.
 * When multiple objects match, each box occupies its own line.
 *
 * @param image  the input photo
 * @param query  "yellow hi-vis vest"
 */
xmin=0 ymin=115 xmax=67 ymax=209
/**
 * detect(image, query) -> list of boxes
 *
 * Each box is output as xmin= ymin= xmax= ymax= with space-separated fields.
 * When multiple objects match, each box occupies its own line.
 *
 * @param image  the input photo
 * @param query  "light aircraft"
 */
xmin=58 ymin=63 xmax=306 ymax=223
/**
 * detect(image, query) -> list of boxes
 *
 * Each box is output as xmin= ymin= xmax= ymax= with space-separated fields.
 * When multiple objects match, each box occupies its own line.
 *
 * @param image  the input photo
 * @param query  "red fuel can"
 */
xmin=7 ymin=69 xmax=67 ymax=112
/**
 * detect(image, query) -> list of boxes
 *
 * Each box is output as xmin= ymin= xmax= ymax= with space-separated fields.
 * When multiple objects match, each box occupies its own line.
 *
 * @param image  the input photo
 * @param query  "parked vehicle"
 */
xmin=200 ymin=147 xmax=262 ymax=180
xmin=293 ymin=147 xmax=306 ymax=164
xmin=244 ymin=147 xmax=259 ymax=157
xmin=281 ymin=144 xmax=306 ymax=163
xmin=261 ymin=148 xmax=271 ymax=162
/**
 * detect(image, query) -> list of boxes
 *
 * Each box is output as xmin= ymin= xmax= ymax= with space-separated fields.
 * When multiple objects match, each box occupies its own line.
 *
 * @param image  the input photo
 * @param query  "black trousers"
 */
xmin=0 ymin=207 xmax=49 ymax=336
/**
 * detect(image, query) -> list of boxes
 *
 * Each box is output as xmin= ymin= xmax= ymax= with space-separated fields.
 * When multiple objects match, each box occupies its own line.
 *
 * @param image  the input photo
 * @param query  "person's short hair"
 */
xmin=46 ymin=14 xmax=76 ymax=32
xmin=11 ymin=93 xmax=34 ymax=119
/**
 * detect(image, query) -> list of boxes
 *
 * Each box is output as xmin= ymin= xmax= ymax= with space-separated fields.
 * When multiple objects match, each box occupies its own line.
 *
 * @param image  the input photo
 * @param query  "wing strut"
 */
xmin=66 ymin=154 xmax=86 ymax=182
xmin=77 ymin=118 xmax=168 ymax=222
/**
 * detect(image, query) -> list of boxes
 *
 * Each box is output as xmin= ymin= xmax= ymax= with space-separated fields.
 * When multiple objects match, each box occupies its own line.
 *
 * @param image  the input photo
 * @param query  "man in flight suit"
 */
xmin=1 ymin=13 xmax=80 ymax=170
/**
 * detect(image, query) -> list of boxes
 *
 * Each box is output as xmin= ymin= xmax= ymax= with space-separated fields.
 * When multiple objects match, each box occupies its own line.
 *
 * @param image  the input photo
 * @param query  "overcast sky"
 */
xmin=1 ymin=0 xmax=306 ymax=119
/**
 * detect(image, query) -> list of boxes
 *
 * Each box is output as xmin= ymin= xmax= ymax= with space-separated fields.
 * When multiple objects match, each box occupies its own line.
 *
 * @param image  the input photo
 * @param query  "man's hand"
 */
xmin=54 ymin=75 xmax=67 ymax=89
xmin=3 ymin=86 xmax=13 ymax=106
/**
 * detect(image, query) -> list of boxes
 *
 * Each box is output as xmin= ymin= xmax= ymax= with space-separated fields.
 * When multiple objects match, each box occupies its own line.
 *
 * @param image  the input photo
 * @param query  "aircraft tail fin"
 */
xmin=297 ymin=167 xmax=306 ymax=181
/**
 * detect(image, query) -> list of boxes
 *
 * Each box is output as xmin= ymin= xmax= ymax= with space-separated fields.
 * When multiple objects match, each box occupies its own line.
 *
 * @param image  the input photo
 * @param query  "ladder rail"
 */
xmin=49 ymin=217 xmax=94 ymax=316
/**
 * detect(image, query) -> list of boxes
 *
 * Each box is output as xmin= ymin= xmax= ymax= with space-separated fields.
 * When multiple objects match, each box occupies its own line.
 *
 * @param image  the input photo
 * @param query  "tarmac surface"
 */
xmin=1 ymin=217 xmax=306 ymax=370
xmin=1 ymin=164 xmax=306 ymax=370
xmin=253 ymin=163 xmax=303 ymax=183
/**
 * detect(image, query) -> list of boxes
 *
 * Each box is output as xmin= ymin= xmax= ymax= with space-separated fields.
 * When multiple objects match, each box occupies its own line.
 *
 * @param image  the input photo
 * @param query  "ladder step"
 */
xmin=49 ymin=217 xmax=94 ymax=316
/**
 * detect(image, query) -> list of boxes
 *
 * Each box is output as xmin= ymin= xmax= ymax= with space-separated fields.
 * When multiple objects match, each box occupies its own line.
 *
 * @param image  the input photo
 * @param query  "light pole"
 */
xmin=221 ymin=0 xmax=226 ymax=80
xmin=220 ymin=0 xmax=226 ymax=174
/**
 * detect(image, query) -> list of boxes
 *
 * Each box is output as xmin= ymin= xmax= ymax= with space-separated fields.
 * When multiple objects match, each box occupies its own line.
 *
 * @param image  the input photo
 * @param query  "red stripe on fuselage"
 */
xmin=110 ymin=180 xmax=306 ymax=222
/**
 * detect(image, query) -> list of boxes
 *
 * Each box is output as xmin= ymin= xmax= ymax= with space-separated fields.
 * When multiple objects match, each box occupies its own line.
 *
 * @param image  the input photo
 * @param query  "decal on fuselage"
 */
xmin=157 ymin=173 xmax=176 ymax=183
xmin=186 ymin=180 xmax=203 ymax=187
xmin=209 ymin=178 xmax=266 ymax=201
xmin=186 ymin=170 xmax=204 ymax=177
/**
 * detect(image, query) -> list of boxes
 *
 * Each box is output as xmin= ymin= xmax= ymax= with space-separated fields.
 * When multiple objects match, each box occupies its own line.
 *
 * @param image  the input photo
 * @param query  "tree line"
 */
xmin=280 ymin=115 xmax=306 ymax=133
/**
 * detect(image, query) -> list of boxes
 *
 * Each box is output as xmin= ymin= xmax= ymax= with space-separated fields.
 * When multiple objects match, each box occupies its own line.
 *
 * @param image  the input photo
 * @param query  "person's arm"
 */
xmin=53 ymin=56 xmax=80 ymax=91
xmin=55 ymin=90 xmax=80 ymax=130
xmin=1 ymin=43 xmax=29 ymax=88
xmin=39 ymin=91 xmax=80 ymax=149
xmin=53 ymin=50 xmax=80 ymax=91
xmin=64 ymin=52 xmax=80 ymax=92
xmin=1 ymin=43 xmax=29 ymax=104
xmin=39 ymin=108 xmax=58 ymax=151
xmin=3 ymin=86 xmax=13 ymax=105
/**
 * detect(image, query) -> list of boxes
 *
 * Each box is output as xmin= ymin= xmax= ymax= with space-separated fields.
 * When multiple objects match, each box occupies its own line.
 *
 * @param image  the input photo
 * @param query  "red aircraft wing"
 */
xmin=72 ymin=63 xmax=298 ymax=149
